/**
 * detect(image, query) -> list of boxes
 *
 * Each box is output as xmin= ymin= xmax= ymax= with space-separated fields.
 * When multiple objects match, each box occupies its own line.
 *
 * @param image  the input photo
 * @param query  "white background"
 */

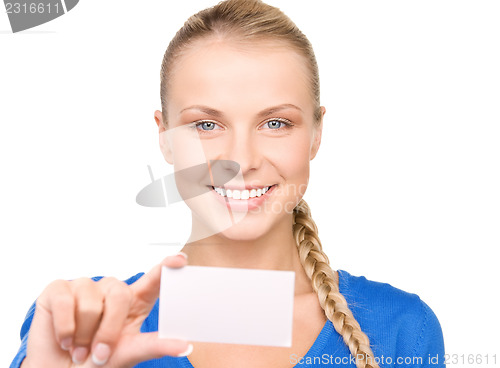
xmin=1 ymin=0 xmax=499 ymax=366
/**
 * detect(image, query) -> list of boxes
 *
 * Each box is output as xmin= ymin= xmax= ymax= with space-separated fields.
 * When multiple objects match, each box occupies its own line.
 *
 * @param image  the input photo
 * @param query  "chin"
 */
xmin=219 ymin=208 xmax=294 ymax=242
xmin=217 ymin=220 xmax=271 ymax=242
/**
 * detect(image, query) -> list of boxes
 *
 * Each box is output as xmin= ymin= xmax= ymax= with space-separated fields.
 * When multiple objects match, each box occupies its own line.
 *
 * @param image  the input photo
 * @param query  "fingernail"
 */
xmin=177 ymin=251 xmax=188 ymax=260
xmin=60 ymin=337 xmax=72 ymax=351
xmin=92 ymin=343 xmax=111 ymax=366
xmin=177 ymin=343 xmax=193 ymax=357
xmin=72 ymin=346 xmax=89 ymax=364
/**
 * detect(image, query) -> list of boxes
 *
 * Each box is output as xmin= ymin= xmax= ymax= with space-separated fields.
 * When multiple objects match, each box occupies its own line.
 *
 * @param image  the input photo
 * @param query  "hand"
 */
xmin=21 ymin=253 xmax=192 ymax=368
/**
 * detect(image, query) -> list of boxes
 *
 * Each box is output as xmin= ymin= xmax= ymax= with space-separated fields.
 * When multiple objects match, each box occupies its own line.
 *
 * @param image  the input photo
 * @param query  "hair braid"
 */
xmin=293 ymin=199 xmax=380 ymax=368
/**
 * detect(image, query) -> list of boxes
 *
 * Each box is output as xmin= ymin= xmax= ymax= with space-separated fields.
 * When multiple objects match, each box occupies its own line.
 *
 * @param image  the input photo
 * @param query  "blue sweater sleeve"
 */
xmin=9 ymin=301 xmax=36 ymax=368
xmin=338 ymin=270 xmax=445 ymax=368
xmin=9 ymin=273 xmax=145 ymax=368
xmin=412 ymin=300 xmax=445 ymax=367
xmin=383 ymin=296 xmax=445 ymax=368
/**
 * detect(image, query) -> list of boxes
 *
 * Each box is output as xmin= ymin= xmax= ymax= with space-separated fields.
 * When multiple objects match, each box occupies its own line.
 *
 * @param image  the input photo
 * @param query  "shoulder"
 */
xmin=338 ymin=269 xmax=424 ymax=314
xmin=337 ymin=270 xmax=445 ymax=362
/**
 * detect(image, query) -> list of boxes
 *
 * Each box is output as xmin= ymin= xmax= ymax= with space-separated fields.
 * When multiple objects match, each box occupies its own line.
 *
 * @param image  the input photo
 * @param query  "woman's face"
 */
xmin=155 ymin=38 xmax=324 ymax=241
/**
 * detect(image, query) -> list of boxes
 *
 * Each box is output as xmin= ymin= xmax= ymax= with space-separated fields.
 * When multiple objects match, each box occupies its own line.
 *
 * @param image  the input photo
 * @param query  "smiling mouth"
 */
xmin=210 ymin=185 xmax=277 ymax=199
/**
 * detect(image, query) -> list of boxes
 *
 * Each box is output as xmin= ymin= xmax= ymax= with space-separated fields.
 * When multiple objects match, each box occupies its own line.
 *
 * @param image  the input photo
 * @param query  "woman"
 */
xmin=12 ymin=0 xmax=444 ymax=367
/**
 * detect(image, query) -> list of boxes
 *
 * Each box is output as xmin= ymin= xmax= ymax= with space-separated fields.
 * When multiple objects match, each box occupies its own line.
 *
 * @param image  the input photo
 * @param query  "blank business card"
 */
xmin=158 ymin=265 xmax=295 ymax=347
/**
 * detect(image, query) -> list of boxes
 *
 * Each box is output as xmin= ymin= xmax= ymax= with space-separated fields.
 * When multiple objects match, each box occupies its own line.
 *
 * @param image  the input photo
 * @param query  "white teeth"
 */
xmin=212 ymin=185 xmax=272 ymax=199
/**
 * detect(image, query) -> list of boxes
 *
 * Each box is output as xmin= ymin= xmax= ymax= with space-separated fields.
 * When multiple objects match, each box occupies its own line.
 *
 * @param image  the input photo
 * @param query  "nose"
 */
xmin=223 ymin=130 xmax=262 ymax=174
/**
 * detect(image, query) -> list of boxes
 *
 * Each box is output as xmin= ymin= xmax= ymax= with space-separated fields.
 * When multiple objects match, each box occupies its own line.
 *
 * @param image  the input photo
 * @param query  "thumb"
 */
xmin=129 ymin=253 xmax=188 ymax=307
xmin=116 ymin=332 xmax=193 ymax=365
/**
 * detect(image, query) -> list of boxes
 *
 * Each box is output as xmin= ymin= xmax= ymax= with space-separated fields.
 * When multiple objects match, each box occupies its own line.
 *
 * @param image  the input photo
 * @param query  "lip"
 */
xmin=209 ymin=184 xmax=277 ymax=211
xmin=214 ymin=184 xmax=274 ymax=191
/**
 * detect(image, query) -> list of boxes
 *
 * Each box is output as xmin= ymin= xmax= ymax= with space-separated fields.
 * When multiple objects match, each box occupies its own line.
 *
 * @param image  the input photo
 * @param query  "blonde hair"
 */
xmin=159 ymin=1 xmax=379 ymax=367
xmin=294 ymin=200 xmax=379 ymax=368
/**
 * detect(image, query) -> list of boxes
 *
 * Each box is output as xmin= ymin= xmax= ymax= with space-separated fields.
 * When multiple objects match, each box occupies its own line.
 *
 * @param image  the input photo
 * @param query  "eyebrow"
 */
xmin=180 ymin=103 xmax=303 ymax=119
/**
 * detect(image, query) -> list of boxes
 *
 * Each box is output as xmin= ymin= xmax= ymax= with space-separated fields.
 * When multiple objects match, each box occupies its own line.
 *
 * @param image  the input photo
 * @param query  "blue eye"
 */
xmin=266 ymin=120 xmax=283 ymax=129
xmin=262 ymin=118 xmax=293 ymax=130
xmin=199 ymin=121 xmax=216 ymax=130
xmin=193 ymin=121 xmax=221 ymax=132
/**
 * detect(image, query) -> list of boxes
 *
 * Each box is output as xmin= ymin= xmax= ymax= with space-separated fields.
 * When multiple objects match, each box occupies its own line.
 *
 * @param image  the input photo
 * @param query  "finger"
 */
xmin=90 ymin=278 xmax=132 ymax=366
xmin=39 ymin=280 xmax=76 ymax=351
xmin=129 ymin=253 xmax=188 ymax=307
xmin=115 ymin=332 xmax=193 ymax=365
xmin=163 ymin=251 xmax=189 ymax=269
xmin=71 ymin=278 xmax=104 ymax=349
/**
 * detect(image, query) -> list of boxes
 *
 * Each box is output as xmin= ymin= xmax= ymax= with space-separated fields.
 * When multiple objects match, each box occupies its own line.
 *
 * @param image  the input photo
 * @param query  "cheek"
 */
xmin=263 ymin=138 xmax=311 ymax=214
xmin=169 ymin=130 xmax=208 ymax=170
xmin=267 ymin=134 xmax=311 ymax=170
xmin=283 ymin=154 xmax=310 ymax=199
xmin=167 ymin=130 xmax=214 ymax=197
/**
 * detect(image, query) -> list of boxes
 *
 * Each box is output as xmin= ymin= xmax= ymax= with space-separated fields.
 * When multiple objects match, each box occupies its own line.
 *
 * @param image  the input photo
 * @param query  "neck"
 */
xmin=180 ymin=213 xmax=314 ymax=296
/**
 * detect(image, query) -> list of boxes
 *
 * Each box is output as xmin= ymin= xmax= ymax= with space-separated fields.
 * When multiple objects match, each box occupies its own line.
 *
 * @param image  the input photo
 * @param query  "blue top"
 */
xmin=10 ymin=269 xmax=445 ymax=368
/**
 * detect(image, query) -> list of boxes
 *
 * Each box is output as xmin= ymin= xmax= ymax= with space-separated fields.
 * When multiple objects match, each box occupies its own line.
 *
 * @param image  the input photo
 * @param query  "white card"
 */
xmin=158 ymin=265 xmax=295 ymax=347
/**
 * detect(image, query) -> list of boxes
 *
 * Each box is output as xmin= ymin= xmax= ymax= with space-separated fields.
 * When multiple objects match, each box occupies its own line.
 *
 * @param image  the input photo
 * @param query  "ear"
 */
xmin=154 ymin=110 xmax=173 ymax=164
xmin=310 ymin=106 xmax=325 ymax=160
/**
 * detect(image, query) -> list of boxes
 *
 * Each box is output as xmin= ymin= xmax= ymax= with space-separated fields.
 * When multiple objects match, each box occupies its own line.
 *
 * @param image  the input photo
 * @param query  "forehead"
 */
xmin=167 ymin=38 xmax=313 ymax=117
